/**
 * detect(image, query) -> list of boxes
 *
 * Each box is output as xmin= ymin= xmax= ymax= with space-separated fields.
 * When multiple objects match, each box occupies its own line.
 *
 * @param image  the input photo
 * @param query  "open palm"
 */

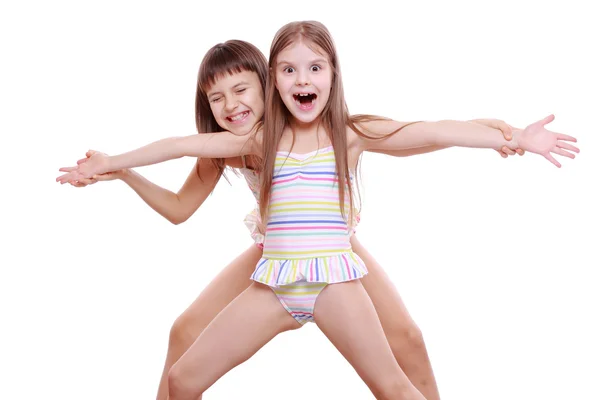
xmin=518 ymin=114 xmax=579 ymax=167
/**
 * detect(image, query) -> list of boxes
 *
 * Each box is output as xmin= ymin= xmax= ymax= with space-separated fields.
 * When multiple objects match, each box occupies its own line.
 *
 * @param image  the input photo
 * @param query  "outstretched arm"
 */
xmin=357 ymin=115 xmax=578 ymax=167
xmin=56 ymin=130 xmax=259 ymax=184
xmin=373 ymin=118 xmax=524 ymax=158
xmin=67 ymin=150 xmax=221 ymax=224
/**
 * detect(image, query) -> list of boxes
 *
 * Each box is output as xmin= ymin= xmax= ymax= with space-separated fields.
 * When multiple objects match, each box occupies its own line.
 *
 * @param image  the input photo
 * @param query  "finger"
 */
xmin=538 ymin=114 xmax=555 ymax=126
xmin=86 ymin=150 xmax=97 ymax=157
xmin=497 ymin=150 xmax=508 ymax=158
xmin=551 ymin=147 xmax=576 ymax=159
xmin=557 ymin=134 xmax=577 ymax=143
xmin=78 ymin=178 xmax=96 ymax=185
xmin=556 ymin=142 xmax=580 ymax=153
xmin=93 ymin=173 xmax=113 ymax=181
xmin=497 ymin=121 xmax=512 ymax=140
xmin=70 ymin=181 xmax=87 ymax=188
xmin=77 ymin=157 xmax=88 ymax=165
xmin=516 ymin=148 xmax=525 ymax=156
xmin=543 ymin=153 xmax=561 ymax=168
xmin=56 ymin=172 xmax=80 ymax=183
xmin=501 ymin=146 xmax=516 ymax=156
xmin=58 ymin=166 xmax=78 ymax=172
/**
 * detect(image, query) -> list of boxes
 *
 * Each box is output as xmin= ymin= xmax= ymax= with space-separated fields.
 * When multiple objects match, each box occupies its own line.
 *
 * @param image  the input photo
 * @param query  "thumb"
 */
xmin=538 ymin=114 xmax=555 ymax=127
xmin=93 ymin=173 xmax=115 ymax=181
xmin=497 ymin=121 xmax=513 ymax=140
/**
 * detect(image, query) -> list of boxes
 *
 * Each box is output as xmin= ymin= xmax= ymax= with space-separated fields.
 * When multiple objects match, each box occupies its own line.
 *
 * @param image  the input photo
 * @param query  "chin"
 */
xmin=294 ymin=114 xmax=316 ymax=124
xmin=229 ymin=121 xmax=254 ymax=135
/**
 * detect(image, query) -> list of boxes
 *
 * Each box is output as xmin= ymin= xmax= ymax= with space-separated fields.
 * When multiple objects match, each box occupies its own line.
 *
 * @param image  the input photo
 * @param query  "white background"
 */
xmin=1 ymin=0 xmax=599 ymax=399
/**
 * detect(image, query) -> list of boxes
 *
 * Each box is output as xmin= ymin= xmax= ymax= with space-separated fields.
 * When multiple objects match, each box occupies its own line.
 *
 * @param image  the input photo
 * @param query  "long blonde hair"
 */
xmin=259 ymin=21 xmax=410 ymax=223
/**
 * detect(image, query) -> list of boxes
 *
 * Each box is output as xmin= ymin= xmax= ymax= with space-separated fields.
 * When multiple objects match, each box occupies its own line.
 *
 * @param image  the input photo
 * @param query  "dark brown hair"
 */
xmin=195 ymin=40 xmax=267 ymax=181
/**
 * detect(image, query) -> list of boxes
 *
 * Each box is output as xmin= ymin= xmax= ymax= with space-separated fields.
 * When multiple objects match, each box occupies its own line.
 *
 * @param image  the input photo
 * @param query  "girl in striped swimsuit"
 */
xmin=56 ymin=21 xmax=578 ymax=400
xmin=251 ymin=145 xmax=367 ymax=324
xmin=63 ymin=39 xmax=520 ymax=400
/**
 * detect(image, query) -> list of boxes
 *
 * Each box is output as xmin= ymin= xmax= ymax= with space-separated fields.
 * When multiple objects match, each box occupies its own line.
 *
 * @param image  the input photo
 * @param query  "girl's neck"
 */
xmin=281 ymin=116 xmax=330 ymax=153
xmin=288 ymin=116 xmax=321 ymax=136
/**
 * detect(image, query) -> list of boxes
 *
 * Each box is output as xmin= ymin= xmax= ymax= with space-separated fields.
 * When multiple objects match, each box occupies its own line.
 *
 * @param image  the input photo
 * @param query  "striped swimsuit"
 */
xmin=250 ymin=146 xmax=367 ymax=325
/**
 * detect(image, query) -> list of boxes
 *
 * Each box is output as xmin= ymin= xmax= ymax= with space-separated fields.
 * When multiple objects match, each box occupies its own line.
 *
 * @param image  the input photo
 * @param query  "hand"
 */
xmin=65 ymin=150 xmax=125 ymax=187
xmin=56 ymin=150 xmax=111 ymax=184
xmin=470 ymin=118 xmax=525 ymax=158
xmin=515 ymin=114 xmax=579 ymax=167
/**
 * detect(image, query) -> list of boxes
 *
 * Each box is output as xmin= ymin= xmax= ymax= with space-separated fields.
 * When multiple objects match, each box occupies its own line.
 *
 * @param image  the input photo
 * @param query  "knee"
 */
xmin=375 ymin=376 xmax=421 ymax=400
xmin=169 ymin=313 xmax=196 ymax=349
xmin=167 ymin=363 xmax=204 ymax=399
xmin=388 ymin=320 xmax=426 ymax=352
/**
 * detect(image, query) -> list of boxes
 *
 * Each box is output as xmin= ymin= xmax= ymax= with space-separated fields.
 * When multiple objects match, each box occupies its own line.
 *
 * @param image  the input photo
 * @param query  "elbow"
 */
xmin=166 ymin=195 xmax=196 ymax=225
xmin=168 ymin=217 xmax=184 ymax=225
xmin=168 ymin=215 xmax=186 ymax=225
xmin=168 ymin=212 xmax=192 ymax=225
xmin=169 ymin=136 xmax=188 ymax=159
xmin=424 ymin=121 xmax=446 ymax=146
xmin=177 ymin=135 xmax=204 ymax=158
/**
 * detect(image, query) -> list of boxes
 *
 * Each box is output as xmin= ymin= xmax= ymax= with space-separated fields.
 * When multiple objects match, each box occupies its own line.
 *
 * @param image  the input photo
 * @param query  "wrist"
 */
xmin=510 ymin=129 xmax=524 ymax=149
xmin=119 ymin=168 xmax=135 ymax=183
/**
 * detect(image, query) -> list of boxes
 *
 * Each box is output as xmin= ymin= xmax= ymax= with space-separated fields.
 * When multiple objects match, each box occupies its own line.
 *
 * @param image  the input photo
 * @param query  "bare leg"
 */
xmin=155 ymin=245 xmax=262 ymax=400
xmin=314 ymin=280 xmax=426 ymax=400
xmin=167 ymin=282 xmax=299 ymax=399
xmin=352 ymin=236 xmax=441 ymax=400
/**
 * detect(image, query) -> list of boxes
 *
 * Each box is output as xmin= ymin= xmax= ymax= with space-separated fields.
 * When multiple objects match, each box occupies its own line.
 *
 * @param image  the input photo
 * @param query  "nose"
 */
xmin=224 ymin=95 xmax=239 ymax=112
xmin=295 ymin=70 xmax=310 ymax=87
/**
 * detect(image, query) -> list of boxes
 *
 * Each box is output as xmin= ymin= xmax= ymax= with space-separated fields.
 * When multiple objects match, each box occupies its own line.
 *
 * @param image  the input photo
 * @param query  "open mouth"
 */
xmin=226 ymin=111 xmax=249 ymax=123
xmin=293 ymin=93 xmax=317 ymax=110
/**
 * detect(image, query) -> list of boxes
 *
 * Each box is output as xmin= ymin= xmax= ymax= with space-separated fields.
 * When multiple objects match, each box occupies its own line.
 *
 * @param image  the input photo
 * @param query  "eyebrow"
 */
xmin=208 ymin=81 xmax=250 ymax=97
xmin=277 ymin=58 xmax=328 ymax=66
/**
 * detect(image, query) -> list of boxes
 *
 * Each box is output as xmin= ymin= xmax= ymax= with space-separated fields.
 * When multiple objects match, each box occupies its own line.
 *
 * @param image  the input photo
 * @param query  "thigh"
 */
xmin=174 ymin=244 xmax=262 ymax=340
xmin=351 ymin=236 xmax=418 ymax=336
xmin=351 ymin=236 xmax=440 ymax=400
xmin=171 ymin=282 xmax=299 ymax=394
xmin=313 ymin=280 xmax=407 ymax=392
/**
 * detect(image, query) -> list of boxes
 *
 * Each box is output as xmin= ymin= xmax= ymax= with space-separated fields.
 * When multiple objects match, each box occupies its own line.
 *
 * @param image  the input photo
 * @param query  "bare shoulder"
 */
xmin=347 ymin=115 xmax=406 ymax=149
xmin=348 ymin=115 xmax=428 ymax=152
xmin=354 ymin=116 xmax=416 ymax=137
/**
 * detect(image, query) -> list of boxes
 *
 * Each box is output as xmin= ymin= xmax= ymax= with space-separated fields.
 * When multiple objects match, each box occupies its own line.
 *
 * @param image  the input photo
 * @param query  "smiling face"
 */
xmin=274 ymin=40 xmax=333 ymax=125
xmin=206 ymin=69 xmax=265 ymax=135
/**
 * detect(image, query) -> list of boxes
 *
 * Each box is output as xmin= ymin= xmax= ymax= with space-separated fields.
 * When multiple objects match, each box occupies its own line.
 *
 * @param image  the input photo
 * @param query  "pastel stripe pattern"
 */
xmin=251 ymin=146 xmax=367 ymax=287
xmin=239 ymin=165 xmax=360 ymax=246
xmin=272 ymin=281 xmax=328 ymax=325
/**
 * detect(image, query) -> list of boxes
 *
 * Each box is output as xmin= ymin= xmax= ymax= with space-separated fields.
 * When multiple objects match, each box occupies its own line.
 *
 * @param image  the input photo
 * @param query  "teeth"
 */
xmin=230 ymin=111 xmax=248 ymax=121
